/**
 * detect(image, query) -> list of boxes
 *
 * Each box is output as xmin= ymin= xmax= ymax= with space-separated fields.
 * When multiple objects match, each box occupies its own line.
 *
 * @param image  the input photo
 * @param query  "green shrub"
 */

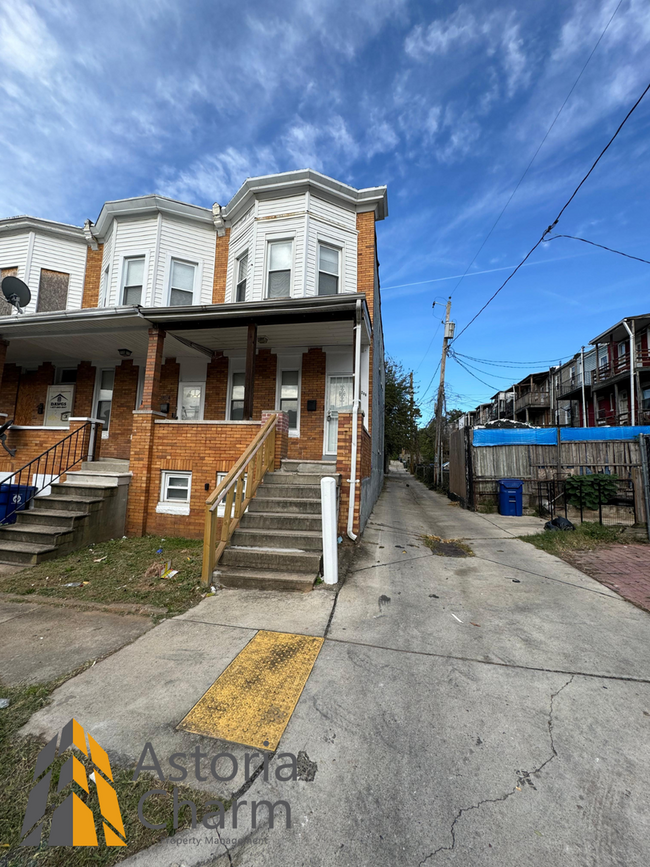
xmin=565 ymin=473 xmax=618 ymax=510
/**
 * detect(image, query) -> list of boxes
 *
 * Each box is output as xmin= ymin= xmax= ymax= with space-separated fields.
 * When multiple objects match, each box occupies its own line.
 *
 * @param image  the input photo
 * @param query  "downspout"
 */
xmin=622 ymin=319 xmax=635 ymax=425
xmin=580 ymin=346 xmax=587 ymax=426
xmin=347 ymin=299 xmax=362 ymax=541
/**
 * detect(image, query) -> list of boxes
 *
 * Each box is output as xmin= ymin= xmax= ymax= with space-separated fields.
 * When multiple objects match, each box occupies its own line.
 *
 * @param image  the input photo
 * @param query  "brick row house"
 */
xmin=459 ymin=314 xmax=650 ymax=430
xmin=0 ymin=170 xmax=387 ymax=581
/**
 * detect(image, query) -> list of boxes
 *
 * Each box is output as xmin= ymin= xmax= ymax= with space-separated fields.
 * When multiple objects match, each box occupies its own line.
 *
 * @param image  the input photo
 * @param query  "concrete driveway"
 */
xmin=22 ymin=467 xmax=650 ymax=866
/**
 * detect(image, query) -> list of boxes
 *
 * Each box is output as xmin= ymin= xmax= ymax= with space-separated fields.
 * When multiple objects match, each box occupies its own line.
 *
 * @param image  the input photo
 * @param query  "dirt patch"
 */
xmin=421 ymin=535 xmax=474 ymax=558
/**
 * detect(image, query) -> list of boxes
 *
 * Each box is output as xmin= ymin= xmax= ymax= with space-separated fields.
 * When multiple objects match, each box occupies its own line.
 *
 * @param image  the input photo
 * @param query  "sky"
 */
xmin=1 ymin=0 xmax=649 ymax=420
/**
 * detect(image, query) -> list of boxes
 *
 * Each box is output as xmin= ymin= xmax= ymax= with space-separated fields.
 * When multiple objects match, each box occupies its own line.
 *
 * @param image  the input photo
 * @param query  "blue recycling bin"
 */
xmin=0 ymin=484 xmax=37 ymax=525
xmin=498 ymin=479 xmax=523 ymax=517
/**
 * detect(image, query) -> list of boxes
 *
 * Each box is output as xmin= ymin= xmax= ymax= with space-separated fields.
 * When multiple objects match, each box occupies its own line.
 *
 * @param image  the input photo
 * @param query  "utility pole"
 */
xmin=409 ymin=371 xmax=415 ymax=474
xmin=434 ymin=297 xmax=453 ymax=488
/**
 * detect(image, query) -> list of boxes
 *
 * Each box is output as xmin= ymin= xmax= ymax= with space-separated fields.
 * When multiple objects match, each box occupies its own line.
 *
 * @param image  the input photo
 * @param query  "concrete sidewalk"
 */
xmin=18 ymin=468 xmax=650 ymax=866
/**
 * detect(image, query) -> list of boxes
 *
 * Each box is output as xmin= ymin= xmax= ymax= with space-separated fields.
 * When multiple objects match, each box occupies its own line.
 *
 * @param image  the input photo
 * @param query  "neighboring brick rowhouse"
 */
xmin=253 ymin=350 xmax=277 ymax=419
xmin=0 ymin=363 xmax=19 ymax=418
xmin=14 ymin=362 xmax=55 ymax=426
xmin=205 ymin=353 xmax=228 ymax=419
xmin=356 ymin=212 xmax=376 ymax=324
xmin=336 ymin=412 xmax=369 ymax=536
xmin=81 ymin=244 xmax=104 ymax=308
xmin=159 ymin=357 xmax=180 ymax=418
xmin=73 ymin=361 xmax=96 ymax=418
xmin=212 ymin=228 xmax=231 ymax=303
xmin=287 ymin=348 xmax=326 ymax=461
xmin=102 ymin=360 xmax=139 ymax=460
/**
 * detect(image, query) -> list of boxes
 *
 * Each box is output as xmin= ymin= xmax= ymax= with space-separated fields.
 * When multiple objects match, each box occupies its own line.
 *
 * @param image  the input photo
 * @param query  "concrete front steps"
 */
xmin=214 ymin=459 xmax=339 ymax=592
xmin=0 ymin=460 xmax=131 ymax=565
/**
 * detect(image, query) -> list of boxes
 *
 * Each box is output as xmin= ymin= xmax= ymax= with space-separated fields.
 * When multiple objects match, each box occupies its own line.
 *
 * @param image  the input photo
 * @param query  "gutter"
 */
xmin=347 ymin=299 xmax=363 ymax=541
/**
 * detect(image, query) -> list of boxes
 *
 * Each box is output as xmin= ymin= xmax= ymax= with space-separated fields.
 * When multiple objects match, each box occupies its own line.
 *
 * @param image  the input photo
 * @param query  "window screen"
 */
xmin=37 ymin=269 xmax=69 ymax=312
xmin=122 ymin=258 xmax=144 ymax=305
xmin=170 ymin=260 xmax=195 ymax=306
xmin=318 ymin=245 xmax=339 ymax=296
xmin=267 ymin=241 xmax=291 ymax=299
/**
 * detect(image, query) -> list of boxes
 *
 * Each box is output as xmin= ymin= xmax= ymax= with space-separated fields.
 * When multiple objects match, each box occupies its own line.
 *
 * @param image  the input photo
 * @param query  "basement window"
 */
xmin=215 ymin=471 xmax=248 ymax=517
xmin=157 ymin=471 xmax=192 ymax=516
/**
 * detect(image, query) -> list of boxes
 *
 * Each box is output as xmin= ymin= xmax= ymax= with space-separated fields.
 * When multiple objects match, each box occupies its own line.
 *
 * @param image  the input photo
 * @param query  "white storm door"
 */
xmin=325 ymin=375 xmax=353 ymax=455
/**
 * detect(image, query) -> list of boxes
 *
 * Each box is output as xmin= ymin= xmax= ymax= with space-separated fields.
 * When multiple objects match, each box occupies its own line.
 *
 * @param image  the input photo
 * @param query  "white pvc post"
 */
xmin=320 ymin=476 xmax=338 ymax=585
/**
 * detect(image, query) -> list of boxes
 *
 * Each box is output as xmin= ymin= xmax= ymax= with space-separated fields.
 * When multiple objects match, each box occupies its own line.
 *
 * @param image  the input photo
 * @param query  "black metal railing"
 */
xmin=537 ymin=477 xmax=636 ymax=527
xmin=0 ymin=421 xmax=98 ymax=525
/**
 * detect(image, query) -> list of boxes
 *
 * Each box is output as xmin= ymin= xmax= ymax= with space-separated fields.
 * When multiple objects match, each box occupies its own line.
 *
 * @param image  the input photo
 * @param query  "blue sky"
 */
xmin=1 ymin=0 xmax=649 ymax=418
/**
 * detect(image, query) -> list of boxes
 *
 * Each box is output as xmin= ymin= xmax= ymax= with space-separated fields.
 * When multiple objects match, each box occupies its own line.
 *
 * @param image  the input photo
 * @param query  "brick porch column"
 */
xmin=127 ymin=327 xmax=166 ymax=536
xmin=335 ymin=412 xmax=362 ymax=536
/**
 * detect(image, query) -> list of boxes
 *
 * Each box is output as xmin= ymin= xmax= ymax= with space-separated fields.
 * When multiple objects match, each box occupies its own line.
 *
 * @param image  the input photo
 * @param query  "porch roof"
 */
xmin=0 ymin=295 xmax=370 ymax=367
xmin=590 ymin=313 xmax=650 ymax=345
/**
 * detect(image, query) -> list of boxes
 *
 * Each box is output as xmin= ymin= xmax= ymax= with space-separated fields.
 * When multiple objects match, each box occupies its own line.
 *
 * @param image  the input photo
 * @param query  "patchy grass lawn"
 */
xmin=0 ymin=536 xmax=206 ymax=618
xmin=0 ymin=671 xmax=226 ymax=865
xmin=519 ymin=521 xmax=625 ymax=555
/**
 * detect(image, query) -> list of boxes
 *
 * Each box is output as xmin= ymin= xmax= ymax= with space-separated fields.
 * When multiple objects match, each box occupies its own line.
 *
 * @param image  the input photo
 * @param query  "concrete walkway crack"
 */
xmin=418 ymin=675 xmax=574 ymax=865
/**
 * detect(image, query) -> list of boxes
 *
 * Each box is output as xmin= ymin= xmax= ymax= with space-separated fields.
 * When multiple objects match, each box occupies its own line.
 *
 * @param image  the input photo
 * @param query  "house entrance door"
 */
xmin=325 ymin=375 xmax=353 ymax=455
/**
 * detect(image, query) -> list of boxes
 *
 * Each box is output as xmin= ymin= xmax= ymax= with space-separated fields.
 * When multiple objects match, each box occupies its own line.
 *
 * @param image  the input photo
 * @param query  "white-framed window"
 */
xmin=267 ymin=240 xmax=292 ymax=299
xmin=279 ymin=370 xmax=299 ymax=433
xmin=598 ymin=346 xmax=608 ymax=368
xmin=215 ymin=472 xmax=248 ymax=517
xmin=157 ymin=470 xmax=192 ymax=515
xmin=617 ymin=340 xmax=627 ymax=358
xmin=236 ymin=251 xmax=248 ymax=303
xmin=318 ymin=244 xmax=340 ymax=295
xmin=179 ymin=382 xmax=205 ymax=420
xmin=100 ymin=264 xmax=110 ymax=307
xmin=96 ymin=368 xmax=115 ymax=433
xmin=229 ymin=371 xmax=246 ymax=420
xmin=169 ymin=259 xmax=196 ymax=307
xmin=122 ymin=257 xmax=145 ymax=305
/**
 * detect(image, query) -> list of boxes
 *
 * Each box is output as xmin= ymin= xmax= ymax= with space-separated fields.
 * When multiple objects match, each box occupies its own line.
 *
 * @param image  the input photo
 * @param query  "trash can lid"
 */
xmin=499 ymin=479 xmax=524 ymax=488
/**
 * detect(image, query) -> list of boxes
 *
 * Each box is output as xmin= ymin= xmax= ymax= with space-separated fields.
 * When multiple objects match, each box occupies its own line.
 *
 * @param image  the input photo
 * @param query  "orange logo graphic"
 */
xmin=20 ymin=718 xmax=126 ymax=847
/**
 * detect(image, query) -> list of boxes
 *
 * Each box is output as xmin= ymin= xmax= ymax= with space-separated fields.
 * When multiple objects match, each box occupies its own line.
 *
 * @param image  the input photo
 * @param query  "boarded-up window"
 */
xmin=0 ymin=267 xmax=18 ymax=315
xmin=37 ymin=269 xmax=69 ymax=312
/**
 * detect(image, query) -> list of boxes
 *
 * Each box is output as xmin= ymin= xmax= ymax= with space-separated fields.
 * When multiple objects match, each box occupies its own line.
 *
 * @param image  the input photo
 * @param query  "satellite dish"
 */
xmin=1 ymin=276 xmax=31 ymax=314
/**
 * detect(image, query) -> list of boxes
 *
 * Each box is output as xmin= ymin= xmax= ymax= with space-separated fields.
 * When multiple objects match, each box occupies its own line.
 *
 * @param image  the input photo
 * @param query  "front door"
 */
xmin=325 ymin=375 xmax=353 ymax=455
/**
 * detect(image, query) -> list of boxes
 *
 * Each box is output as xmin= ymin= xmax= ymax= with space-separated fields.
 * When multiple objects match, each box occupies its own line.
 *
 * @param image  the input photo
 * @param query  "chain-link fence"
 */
xmin=538 ymin=477 xmax=636 ymax=526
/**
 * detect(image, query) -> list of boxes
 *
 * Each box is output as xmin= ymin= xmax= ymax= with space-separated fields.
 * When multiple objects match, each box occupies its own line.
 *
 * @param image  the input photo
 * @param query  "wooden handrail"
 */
xmin=201 ymin=413 xmax=278 ymax=584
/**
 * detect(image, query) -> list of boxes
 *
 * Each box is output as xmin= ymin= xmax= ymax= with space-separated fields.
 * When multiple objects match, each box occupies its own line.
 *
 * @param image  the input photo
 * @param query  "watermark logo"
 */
xmin=20 ymin=718 xmax=126 ymax=848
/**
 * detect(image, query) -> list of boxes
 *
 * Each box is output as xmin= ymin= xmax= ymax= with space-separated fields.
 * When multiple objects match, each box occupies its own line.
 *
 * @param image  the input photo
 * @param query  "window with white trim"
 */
xmin=96 ymin=369 xmax=114 ymax=432
xmin=318 ymin=244 xmax=339 ymax=295
xmin=122 ymin=257 xmax=144 ymax=305
xmin=157 ymin=471 xmax=192 ymax=515
xmin=279 ymin=370 xmax=299 ymax=431
xmin=230 ymin=372 xmax=245 ymax=420
xmin=216 ymin=472 xmax=248 ymax=517
xmin=267 ymin=240 xmax=292 ymax=299
xmin=236 ymin=251 xmax=248 ymax=302
xmin=169 ymin=259 xmax=196 ymax=306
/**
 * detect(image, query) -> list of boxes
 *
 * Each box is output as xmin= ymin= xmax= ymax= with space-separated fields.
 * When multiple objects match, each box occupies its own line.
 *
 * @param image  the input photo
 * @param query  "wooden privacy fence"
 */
xmin=201 ymin=413 xmax=277 ymax=584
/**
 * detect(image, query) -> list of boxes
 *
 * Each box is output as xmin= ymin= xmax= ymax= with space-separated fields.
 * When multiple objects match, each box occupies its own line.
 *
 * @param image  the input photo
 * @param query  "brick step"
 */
xmin=239 ymin=512 xmax=322 ymax=532
xmin=256 ymin=483 xmax=321 ymax=500
xmin=0 ymin=539 xmax=59 ymax=565
xmin=264 ymin=472 xmax=340 ymax=487
xmin=230 ymin=528 xmax=323 ymax=551
xmin=247 ymin=497 xmax=321 ymax=515
xmin=280 ymin=459 xmax=337 ymax=475
xmin=214 ymin=566 xmax=315 ymax=593
xmin=0 ymin=524 xmax=75 ymax=546
xmin=220 ymin=546 xmax=321 ymax=572
xmin=17 ymin=509 xmax=89 ymax=529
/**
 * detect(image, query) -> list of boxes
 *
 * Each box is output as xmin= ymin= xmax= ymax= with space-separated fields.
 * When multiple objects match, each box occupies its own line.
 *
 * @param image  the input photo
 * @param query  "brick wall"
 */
xmin=205 ymin=354 xmax=228 ymax=419
xmin=140 ymin=420 xmax=263 ymax=538
xmin=212 ymin=229 xmax=230 ymax=303
xmin=253 ymin=350 xmax=277 ymax=419
xmin=287 ymin=348 xmax=326 ymax=461
xmin=0 ymin=420 xmax=101 ymax=479
xmin=356 ymin=212 xmax=376 ymax=324
xmin=73 ymin=361 xmax=96 ymax=417
xmin=14 ymin=363 xmax=55 ymax=426
xmin=159 ymin=357 xmax=180 ymax=418
xmin=81 ymin=245 xmax=104 ymax=308
xmin=102 ymin=360 xmax=139 ymax=460
xmin=335 ymin=412 xmax=370 ymax=536
xmin=0 ymin=364 xmax=20 ymax=418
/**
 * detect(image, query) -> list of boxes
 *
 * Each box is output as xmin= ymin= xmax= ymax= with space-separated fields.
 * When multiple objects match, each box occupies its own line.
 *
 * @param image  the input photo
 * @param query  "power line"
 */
xmin=451 ymin=77 xmax=650 ymax=347
xmin=447 ymin=0 xmax=624 ymax=300
xmin=418 ymin=359 xmax=442 ymax=401
xmin=543 ymin=234 xmax=650 ymax=266
xmin=454 ymin=351 xmax=573 ymax=367
xmin=450 ymin=354 xmax=504 ymax=392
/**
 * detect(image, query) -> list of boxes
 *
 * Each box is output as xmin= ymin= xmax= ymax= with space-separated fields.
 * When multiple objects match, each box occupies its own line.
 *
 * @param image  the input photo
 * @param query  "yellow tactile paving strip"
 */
xmin=178 ymin=630 xmax=324 ymax=751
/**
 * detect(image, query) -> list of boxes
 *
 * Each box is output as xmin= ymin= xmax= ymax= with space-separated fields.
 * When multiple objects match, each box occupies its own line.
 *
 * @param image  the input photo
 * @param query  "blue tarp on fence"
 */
xmin=472 ymin=426 xmax=650 ymax=446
